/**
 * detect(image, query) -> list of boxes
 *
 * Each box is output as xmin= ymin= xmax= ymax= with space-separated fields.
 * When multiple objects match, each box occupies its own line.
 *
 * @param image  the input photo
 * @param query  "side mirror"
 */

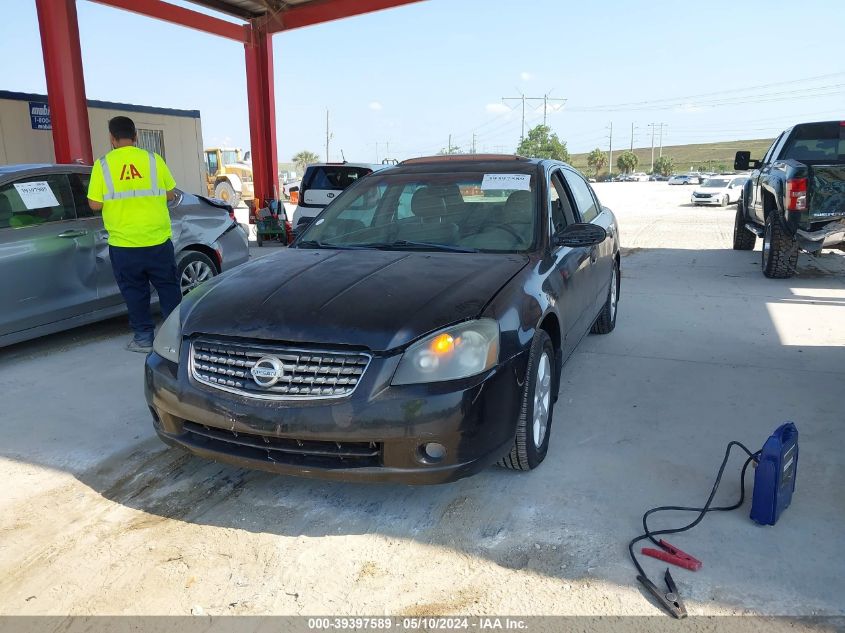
xmin=734 ymin=151 xmax=761 ymax=171
xmin=554 ymin=223 xmax=607 ymax=248
xmin=167 ymin=189 xmax=183 ymax=208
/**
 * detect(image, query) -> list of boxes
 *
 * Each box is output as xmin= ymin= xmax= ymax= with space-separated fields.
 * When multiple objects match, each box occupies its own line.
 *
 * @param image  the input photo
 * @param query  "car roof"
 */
xmin=384 ymin=154 xmax=546 ymax=175
xmin=0 ymin=163 xmax=56 ymax=174
xmin=0 ymin=163 xmax=91 ymax=177
xmin=304 ymin=162 xmax=383 ymax=170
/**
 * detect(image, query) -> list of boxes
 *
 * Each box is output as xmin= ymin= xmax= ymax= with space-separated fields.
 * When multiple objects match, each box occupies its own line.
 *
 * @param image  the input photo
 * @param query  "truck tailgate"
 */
xmin=809 ymin=164 xmax=845 ymax=220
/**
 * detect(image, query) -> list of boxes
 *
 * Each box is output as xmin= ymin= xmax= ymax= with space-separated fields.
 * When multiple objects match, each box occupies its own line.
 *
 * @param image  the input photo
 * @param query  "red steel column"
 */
xmin=35 ymin=0 xmax=93 ymax=165
xmin=244 ymin=22 xmax=278 ymax=207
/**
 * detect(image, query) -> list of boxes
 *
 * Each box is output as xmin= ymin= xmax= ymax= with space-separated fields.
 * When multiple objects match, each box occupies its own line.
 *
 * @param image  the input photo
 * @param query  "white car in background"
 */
xmin=629 ymin=172 xmax=649 ymax=182
xmin=291 ymin=162 xmax=388 ymax=232
xmin=690 ymin=175 xmax=748 ymax=206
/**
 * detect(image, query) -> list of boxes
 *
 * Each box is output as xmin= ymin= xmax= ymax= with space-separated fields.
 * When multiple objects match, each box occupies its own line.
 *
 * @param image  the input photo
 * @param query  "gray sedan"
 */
xmin=0 ymin=164 xmax=249 ymax=348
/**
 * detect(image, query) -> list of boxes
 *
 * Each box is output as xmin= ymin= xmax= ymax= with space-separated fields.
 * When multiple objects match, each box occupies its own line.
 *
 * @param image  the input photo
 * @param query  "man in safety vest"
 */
xmin=87 ymin=116 xmax=182 ymax=353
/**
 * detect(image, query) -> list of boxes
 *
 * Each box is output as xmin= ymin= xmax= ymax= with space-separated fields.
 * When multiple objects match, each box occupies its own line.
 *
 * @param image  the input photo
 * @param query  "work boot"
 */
xmin=126 ymin=337 xmax=153 ymax=353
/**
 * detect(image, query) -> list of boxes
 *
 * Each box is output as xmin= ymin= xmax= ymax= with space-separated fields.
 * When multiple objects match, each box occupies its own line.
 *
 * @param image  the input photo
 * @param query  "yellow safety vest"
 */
xmin=87 ymin=146 xmax=175 ymax=247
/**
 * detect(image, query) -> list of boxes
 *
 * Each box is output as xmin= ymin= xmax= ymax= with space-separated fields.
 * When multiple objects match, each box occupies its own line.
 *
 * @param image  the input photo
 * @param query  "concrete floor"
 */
xmin=0 ymin=184 xmax=843 ymax=617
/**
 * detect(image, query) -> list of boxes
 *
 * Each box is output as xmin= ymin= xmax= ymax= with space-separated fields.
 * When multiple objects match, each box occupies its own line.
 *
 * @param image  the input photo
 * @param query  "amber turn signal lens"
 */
xmin=431 ymin=333 xmax=455 ymax=355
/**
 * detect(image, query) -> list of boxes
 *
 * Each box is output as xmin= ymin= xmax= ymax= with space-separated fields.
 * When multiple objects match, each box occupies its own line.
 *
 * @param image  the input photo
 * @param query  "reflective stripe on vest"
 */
xmin=100 ymin=152 xmax=166 ymax=200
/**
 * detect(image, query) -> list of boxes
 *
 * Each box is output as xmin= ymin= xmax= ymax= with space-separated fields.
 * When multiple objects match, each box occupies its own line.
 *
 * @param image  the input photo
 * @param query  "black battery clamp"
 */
xmin=628 ymin=422 xmax=799 ymax=618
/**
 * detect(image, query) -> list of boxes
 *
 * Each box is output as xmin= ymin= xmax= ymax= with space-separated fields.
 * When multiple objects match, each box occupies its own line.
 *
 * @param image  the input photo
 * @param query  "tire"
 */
xmin=591 ymin=261 xmax=619 ymax=334
xmin=177 ymin=251 xmax=217 ymax=296
xmin=762 ymin=213 xmax=798 ymax=279
xmin=256 ymin=230 xmax=263 ymax=247
xmin=498 ymin=330 xmax=555 ymax=472
xmin=214 ymin=180 xmax=240 ymax=209
xmin=732 ymin=202 xmax=756 ymax=251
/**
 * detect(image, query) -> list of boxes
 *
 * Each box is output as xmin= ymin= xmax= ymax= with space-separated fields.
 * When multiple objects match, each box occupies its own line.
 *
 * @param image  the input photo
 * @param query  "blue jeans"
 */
xmin=109 ymin=240 xmax=182 ymax=342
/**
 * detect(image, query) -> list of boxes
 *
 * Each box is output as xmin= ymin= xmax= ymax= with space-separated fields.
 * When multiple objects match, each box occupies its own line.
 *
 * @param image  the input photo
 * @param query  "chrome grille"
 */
xmin=693 ymin=192 xmax=712 ymax=198
xmin=190 ymin=338 xmax=370 ymax=400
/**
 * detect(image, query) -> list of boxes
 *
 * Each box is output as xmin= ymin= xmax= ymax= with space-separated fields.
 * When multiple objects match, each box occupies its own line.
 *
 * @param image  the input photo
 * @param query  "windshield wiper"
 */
xmin=354 ymin=240 xmax=479 ymax=253
xmin=294 ymin=240 xmax=369 ymax=250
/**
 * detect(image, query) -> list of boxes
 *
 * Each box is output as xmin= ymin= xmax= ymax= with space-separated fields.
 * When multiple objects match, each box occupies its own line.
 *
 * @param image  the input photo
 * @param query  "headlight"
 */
xmin=392 ymin=319 xmax=499 ymax=385
xmin=153 ymin=305 xmax=182 ymax=363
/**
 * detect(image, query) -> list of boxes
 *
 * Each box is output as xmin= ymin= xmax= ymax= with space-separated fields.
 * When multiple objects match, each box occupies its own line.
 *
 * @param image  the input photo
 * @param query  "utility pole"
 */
xmin=370 ymin=141 xmax=391 ymax=163
xmin=658 ymin=123 xmax=667 ymax=157
xmin=607 ymin=122 xmax=613 ymax=177
xmin=503 ymin=94 xmax=527 ymax=142
xmin=325 ymin=109 xmax=333 ymax=162
xmin=648 ymin=123 xmax=656 ymax=172
xmin=502 ymin=94 xmax=566 ymax=142
xmin=448 ymin=133 xmax=452 ymax=154
xmin=471 ymin=132 xmax=477 ymax=154
xmin=630 ymin=122 xmax=638 ymax=152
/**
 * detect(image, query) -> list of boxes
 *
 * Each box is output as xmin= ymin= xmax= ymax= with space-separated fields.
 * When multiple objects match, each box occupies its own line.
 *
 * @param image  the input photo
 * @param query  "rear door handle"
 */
xmin=57 ymin=229 xmax=89 ymax=238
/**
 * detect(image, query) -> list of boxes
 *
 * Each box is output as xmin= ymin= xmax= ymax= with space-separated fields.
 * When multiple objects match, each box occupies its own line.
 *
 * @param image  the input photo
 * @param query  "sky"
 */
xmin=2 ymin=0 xmax=844 ymax=164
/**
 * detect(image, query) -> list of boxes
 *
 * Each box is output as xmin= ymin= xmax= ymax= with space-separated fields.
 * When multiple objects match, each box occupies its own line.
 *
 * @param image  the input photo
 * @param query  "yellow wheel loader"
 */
xmin=204 ymin=148 xmax=255 ymax=211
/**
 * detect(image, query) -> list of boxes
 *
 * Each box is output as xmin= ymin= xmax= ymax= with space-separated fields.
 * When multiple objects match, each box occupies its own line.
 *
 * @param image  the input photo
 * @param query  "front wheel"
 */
xmin=762 ymin=214 xmax=798 ymax=278
xmin=732 ymin=203 xmax=756 ymax=251
xmin=214 ymin=180 xmax=240 ymax=209
xmin=498 ymin=330 xmax=555 ymax=472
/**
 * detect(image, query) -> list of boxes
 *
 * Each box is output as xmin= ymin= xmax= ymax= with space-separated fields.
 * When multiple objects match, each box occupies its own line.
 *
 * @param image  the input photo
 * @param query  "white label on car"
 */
xmin=14 ymin=181 xmax=60 ymax=209
xmin=481 ymin=174 xmax=531 ymax=191
xmin=303 ymin=189 xmax=337 ymax=206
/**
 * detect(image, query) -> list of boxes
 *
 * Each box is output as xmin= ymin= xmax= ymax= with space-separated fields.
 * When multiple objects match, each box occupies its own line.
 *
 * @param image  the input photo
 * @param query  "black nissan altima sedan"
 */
xmin=145 ymin=155 xmax=621 ymax=484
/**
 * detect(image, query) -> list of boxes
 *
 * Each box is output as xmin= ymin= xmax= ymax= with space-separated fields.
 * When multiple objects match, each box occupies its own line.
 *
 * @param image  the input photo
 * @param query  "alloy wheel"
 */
xmin=533 ymin=352 xmax=552 ymax=448
xmin=180 ymin=260 xmax=214 ymax=295
xmin=609 ymin=266 xmax=618 ymax=321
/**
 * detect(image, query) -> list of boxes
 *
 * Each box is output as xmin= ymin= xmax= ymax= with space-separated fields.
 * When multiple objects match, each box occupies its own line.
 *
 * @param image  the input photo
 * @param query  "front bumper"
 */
xmin=144 ymin=347 xmax=529 ymax=484
xmin=690 ymin=196 xmax=722 ymax=205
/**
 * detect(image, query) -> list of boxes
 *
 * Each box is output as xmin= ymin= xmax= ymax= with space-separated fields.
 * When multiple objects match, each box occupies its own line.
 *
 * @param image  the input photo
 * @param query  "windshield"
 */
xmin=222 ymin=150 xmax=241 ymax=165
xmin=703 ymin=178 xmax=730 ymax=188
xmin=296 ymin=170 xmax=537 ymax=252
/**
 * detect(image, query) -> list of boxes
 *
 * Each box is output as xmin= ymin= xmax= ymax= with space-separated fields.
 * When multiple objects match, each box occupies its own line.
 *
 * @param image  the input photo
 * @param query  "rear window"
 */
xmin=303 ymin=166 xmax=372 ymax=191
xmin=781 ymin=122 xmax=845 ymax=161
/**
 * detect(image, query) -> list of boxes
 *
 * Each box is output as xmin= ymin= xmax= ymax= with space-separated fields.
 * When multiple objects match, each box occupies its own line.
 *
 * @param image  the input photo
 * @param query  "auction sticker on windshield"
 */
xmin=481 ymin=174 xmax=531 ymax=191
xmin=14 ymin=182 xmax=60 ymax=209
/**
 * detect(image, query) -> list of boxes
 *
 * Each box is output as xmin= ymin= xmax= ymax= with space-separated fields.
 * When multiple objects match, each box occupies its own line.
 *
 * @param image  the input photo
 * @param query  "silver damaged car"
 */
xmin=0 ymin=164 xmax=250 ymax=348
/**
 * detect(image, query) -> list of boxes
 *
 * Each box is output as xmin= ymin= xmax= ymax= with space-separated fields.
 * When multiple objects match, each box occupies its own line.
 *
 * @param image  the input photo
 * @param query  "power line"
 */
xmin=566 ymin=72 xmax=845 ymax=112
xmin=502 ymin=93 xmax=567 ymax=141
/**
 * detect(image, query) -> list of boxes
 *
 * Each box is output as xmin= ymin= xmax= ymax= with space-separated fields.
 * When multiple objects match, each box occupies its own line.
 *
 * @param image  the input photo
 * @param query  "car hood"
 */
xmin=695 ymin=186 xmax=727 ymax=193
xmin=182 ymin=249 xmax=529 ymax=352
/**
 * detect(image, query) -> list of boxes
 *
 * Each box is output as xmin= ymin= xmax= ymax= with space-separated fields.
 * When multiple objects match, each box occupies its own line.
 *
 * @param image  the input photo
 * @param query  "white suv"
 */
xmin=291 ymin=163 xmax=386 ymax=231
xmin=690 ymin=175 xmax=748 ymax=206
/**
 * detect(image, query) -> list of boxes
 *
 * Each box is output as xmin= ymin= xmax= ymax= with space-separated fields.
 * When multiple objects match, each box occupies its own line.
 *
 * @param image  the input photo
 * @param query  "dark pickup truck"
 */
xmin=733 ymin=121 xmax=845 ymax=278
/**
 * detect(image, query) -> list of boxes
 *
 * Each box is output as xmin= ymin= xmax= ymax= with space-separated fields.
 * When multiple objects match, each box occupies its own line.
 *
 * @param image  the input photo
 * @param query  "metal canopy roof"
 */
xmin=184 ymin=0 xmax=423 ymax=28
xmin=185 ymin=1 xmax=304 ymax=21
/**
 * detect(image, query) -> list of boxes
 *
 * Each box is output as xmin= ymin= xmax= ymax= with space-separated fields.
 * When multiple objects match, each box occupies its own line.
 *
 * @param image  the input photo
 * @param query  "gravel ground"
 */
xmin=1 ymin=183 xmax=843 ymax=621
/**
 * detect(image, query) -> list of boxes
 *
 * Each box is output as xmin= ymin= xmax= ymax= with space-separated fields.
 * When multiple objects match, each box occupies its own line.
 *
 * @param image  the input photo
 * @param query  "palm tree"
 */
xmin=292 ymin=150 xmax=320 ymax=174
xmin=587 ymin=148 xmax=608 ymax=178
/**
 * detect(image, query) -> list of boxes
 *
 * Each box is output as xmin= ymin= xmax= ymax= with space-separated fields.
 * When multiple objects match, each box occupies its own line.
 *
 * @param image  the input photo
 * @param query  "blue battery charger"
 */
xmin=750 ymin=422 xmax=798 ymax=525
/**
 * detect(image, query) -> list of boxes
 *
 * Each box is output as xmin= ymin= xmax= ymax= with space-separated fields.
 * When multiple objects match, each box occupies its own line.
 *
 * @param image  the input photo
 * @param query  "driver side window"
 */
xmin=549 ymin=171 xmax=576 ymax=235
xmin=762 ymin=133 xmax=783 ymax=164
